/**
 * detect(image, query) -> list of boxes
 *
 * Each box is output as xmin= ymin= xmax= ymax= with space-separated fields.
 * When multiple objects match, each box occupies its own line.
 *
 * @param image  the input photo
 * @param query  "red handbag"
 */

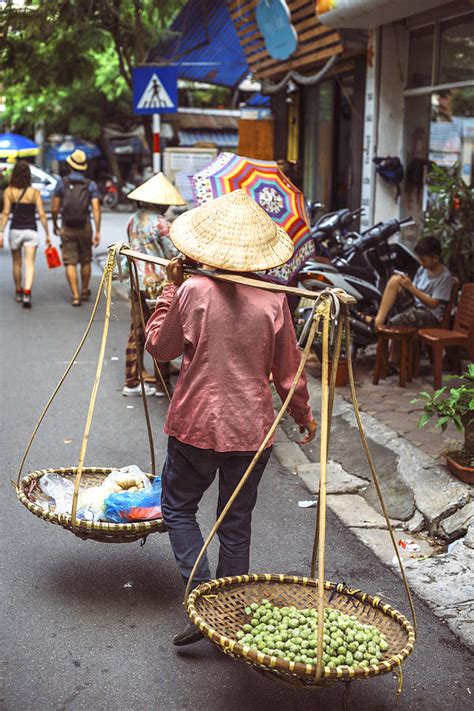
xmin=45 ymin=245 xmax=62 ymax=269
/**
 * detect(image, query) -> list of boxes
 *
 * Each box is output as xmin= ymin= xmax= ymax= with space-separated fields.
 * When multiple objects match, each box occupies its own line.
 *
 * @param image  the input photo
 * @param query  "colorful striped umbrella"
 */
xmin=191 ymin=152 xmax=314 ymax=283
xmin=0 ymin=132 xmax=39 ymax=158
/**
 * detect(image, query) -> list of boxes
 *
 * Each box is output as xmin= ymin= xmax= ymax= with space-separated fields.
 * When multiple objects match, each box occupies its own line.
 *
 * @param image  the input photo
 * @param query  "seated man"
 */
xmin=373 ymin=236 xmax=453 ymax=330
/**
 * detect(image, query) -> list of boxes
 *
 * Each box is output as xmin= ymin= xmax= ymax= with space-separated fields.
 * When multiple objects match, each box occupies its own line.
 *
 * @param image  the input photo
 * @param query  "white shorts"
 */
xmin=9 ymin=229 xmax=40 ymax=250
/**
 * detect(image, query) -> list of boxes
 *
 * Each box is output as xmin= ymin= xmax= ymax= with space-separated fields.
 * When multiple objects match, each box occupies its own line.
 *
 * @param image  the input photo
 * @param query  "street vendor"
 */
xmin=122 ymin=172 xmax=186 ymax=398
xmin=145 ymin=190 xmax=317 ymax=647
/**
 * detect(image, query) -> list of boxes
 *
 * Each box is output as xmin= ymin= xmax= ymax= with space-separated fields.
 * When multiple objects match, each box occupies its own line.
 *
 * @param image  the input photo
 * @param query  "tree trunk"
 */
xmin=100 ymin=130 xmax=122 ymax=183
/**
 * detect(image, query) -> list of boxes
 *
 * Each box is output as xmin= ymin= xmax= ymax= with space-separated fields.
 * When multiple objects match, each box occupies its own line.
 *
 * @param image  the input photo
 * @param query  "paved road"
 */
xmin=1 ymin=215 xmax=472 ymax=710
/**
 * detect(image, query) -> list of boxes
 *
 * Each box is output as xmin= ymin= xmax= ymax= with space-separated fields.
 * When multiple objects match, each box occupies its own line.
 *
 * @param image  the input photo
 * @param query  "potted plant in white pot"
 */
xmin=412 ymin=364 xmax=474 ymax=483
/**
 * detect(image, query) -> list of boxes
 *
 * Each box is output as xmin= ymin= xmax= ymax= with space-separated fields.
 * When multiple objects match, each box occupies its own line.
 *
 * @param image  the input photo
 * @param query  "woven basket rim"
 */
xmin=16 ymin=466 xmax=165 ymax=537
xmin=186 ymin=573 xmax=416 ymax=684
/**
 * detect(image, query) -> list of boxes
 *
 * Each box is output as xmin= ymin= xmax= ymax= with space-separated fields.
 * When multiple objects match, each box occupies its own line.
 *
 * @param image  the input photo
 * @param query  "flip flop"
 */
xmin=81 ymin=289 xmax=91 ymax=302
xmin=71 ymin=297 xmax=81 ymax=307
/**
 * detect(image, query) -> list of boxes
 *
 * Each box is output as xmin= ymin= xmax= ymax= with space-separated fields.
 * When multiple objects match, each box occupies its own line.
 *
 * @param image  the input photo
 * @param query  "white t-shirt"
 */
xmin=413 ymin=265 xmax=453 ymax=321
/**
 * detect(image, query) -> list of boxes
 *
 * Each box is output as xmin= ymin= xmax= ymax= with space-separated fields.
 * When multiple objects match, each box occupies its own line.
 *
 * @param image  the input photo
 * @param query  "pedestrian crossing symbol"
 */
xmin=137 ymin=74 xmax=173 ymax=110
xmin=132 ymin=66 xmax=178 ymax=115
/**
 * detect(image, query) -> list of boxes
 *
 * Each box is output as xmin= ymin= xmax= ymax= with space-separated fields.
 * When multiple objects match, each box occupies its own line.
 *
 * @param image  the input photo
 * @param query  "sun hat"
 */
xmin=66 ymin=149 xmax=88 ymax=171
xmin=127 ymin=171 xmax=187 ymax=206
xmin=169 ymin=189 xmax=294 ymax=272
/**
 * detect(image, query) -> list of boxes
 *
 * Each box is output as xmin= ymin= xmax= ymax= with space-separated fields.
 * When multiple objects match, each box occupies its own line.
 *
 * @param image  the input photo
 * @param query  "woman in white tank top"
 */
xmin=0 ymin=161 xmax=51 ymax=307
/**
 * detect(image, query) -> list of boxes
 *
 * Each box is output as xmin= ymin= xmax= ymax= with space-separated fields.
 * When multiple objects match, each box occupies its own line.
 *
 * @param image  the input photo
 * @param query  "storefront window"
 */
xmin=403 ymin=86 xmax=474 ymax=238
xmin=439 ymin=16 xmax=474 ymax=84
xmin=407 ymin=26 xmax=434 ymax=88
xmin=302 ymin=80 xmax=334 ymax=205
xmin=430 ymin=87 xmax=474 ymax=184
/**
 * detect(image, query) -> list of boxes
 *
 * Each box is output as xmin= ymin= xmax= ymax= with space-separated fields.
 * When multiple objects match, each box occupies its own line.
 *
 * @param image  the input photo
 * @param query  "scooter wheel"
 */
xmin=104 ymin=193 xmax=119 ymax=209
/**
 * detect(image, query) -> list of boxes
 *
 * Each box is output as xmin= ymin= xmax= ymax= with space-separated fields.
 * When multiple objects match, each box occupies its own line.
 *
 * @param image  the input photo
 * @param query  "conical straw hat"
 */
xmin=170 ymin=189 xmax=294 ymax=271
xmin=127 ymin=172 xmax=187 ymax=206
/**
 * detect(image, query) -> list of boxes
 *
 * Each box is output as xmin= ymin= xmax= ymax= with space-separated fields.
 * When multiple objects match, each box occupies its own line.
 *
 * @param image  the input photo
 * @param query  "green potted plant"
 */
xmin=412 ymin=364 xmax=474 ymax=483
xmin=423 ymin=162 xmax=474 ymax=285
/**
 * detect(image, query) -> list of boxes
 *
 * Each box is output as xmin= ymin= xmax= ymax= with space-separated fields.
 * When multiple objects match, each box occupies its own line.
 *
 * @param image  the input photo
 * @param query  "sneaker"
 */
xmin=122 ymin=383 xmax=156 ymax=397
xmin=155 ymin=388 xmax=167 ymax=398
xmin=15 ymin=290 xmax=23 ymax=303
xmin=22 ymin=292 xmax=32 ymax=309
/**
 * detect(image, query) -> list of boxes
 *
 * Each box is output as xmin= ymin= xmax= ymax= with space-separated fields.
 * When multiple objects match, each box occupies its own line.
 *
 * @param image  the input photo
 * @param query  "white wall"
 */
xmin=373 ymin=22 xmax=409 ymax=225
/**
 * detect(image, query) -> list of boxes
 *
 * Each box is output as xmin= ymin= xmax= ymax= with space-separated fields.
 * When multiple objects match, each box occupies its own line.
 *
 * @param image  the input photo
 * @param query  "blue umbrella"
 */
xmin=0 ymin=132 xmax=39 ymax=158
xmin=47 ymin=137 xmax=101 ymax=161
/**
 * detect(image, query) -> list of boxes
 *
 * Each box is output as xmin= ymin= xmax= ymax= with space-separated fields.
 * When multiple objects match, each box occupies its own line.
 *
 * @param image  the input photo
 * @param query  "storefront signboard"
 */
xmin=360 ymin=29 xmax=377 ymax=230
xmin=163 ymin=147 xmax=217 ymax=202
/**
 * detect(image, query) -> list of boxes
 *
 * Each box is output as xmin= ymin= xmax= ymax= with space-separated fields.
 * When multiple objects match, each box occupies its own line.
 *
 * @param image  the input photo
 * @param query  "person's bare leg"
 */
xmin=65 ymin=264 xmax=80 ymax=300
xmin=80 ymin=263 xmax=91 ymax=295
xmin=23 ymin=246 xmax=37 ymax=291
xmin=11 ymin=249 xmax=22 ymax=291
xmin=375 ymin=275 xmax=402 ymax=328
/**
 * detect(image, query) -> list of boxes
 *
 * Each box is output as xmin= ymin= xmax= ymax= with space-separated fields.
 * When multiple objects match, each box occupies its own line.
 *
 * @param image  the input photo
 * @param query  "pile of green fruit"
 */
xmin=235 ymin=600 xmax=389 ymax=669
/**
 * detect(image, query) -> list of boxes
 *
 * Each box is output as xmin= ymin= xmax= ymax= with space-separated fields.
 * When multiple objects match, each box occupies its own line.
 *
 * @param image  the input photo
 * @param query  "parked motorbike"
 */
xmin=294 ymin=211 xmax=418 ymax=358
xmin=100 ymin=176 xmax=136 ymax=209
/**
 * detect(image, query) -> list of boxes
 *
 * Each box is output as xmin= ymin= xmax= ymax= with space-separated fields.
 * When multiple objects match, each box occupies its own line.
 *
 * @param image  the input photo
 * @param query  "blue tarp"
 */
xmin=46 ymin=139 xmax=101 ymax=161
xmin=147 ymin=0 xmax=249 ymax=88
xmin=246 ymin=92 xmax=271 ymax=107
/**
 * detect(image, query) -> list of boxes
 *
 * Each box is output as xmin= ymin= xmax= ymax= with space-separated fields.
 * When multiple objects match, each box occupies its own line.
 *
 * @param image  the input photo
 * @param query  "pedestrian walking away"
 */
xmin=0 ymin=160 xmax=51 ymax=308
xmin=123 ymin=171 xmax=186 ymax=398
xmin=51 ymin=149 xmax=101 ymax=306
xmin=145 ymin=190 xmax=317 ymax=647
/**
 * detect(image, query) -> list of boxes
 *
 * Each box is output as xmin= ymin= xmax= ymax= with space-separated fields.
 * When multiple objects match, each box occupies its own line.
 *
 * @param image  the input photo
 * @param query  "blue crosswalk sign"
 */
xmin=132 ymin=66 xmax=178 ymax=115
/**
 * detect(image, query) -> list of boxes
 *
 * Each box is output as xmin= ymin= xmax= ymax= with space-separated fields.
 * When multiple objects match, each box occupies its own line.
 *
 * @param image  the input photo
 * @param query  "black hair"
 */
xmin=414 ymin=236 xmax=442 ymax=258
xmin=9 ymin=160 xmax=31 ymax=189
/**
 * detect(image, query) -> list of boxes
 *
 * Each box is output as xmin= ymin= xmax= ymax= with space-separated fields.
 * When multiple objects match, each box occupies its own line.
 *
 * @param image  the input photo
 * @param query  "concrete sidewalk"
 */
xmin=273 ymin=372 xmax=473 ymax=650
xmin=305 ymin=347 xmax=465 ymax=461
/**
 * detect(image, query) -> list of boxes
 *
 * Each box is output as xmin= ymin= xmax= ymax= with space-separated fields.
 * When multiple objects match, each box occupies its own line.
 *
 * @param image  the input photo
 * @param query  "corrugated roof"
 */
xmin=178 ymin=129 xmax=238 ymax=147
xmin=163 ymin=112 xmax=239 ymax=131
xmin=148 ymin=0 xmax=249 ymax=88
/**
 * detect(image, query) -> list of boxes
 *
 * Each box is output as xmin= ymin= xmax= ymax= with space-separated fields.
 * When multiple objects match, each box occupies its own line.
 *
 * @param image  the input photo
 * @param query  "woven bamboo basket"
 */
xmin=14 ymin=246 xmax=170 ymax=544
xmin=16 ymin=467 xmax=166 ymax=543
xmin=186 ymin=574 xmax=415 ymax=688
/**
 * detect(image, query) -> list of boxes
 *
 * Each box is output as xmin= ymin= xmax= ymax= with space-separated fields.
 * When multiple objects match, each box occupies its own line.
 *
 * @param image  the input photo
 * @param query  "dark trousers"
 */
xmin=125 ymin=291 xmax=169 ymax=388
xmin=161 ymin=436 xmax=272 ymax=585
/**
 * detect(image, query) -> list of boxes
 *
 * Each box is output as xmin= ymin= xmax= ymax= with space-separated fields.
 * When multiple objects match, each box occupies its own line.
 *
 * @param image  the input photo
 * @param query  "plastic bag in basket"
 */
xmin=103 ymin=476 xmax=162 ymax=523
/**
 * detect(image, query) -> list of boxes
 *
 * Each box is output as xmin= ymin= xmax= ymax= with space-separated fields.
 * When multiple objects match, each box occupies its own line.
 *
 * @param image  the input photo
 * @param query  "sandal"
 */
xmin=71 ymin=297 xmax=81 ymax=307
xmin=81 ymin=289 xmax=91 ymax=302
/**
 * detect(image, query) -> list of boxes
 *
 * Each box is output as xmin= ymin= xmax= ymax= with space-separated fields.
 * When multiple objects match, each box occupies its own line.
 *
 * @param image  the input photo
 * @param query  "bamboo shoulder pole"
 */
xmin=117 ymin=245 xmax=356 ymax=305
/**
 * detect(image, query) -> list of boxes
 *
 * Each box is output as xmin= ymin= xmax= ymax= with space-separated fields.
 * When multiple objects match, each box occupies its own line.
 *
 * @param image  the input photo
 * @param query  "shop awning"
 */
xmin=316 ymin=0 xmax=452 ymax=29
xmin=147 ymin=0 xmax=249 ymax=88
xmin=178 ymin=129 xmax=238 ymax=147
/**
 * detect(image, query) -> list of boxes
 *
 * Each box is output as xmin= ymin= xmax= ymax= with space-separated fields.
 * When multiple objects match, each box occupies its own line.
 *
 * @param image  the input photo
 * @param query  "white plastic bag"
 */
xmin=103 ymin=465 xmax=151 ymax=492
xmin=40 ymin=474 xmax=74 ymax=514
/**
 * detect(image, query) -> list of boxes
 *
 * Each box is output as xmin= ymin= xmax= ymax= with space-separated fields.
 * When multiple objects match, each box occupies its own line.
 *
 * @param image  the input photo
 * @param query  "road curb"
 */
xmin=273 ymin=373 xmax=473 ymax=650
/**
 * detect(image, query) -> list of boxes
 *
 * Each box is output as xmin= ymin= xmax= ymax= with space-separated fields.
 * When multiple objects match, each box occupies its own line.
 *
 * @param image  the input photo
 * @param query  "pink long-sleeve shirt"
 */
xmin=145 ymin=275 xmax=313 ymax=452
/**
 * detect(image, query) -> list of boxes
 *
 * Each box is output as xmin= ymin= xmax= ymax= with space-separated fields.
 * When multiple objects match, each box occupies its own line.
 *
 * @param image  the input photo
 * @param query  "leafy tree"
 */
xmin=423 ymin=163 xmax=474 ymax=284
xmin=0 ymin=0 xmax=185 ymax=174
